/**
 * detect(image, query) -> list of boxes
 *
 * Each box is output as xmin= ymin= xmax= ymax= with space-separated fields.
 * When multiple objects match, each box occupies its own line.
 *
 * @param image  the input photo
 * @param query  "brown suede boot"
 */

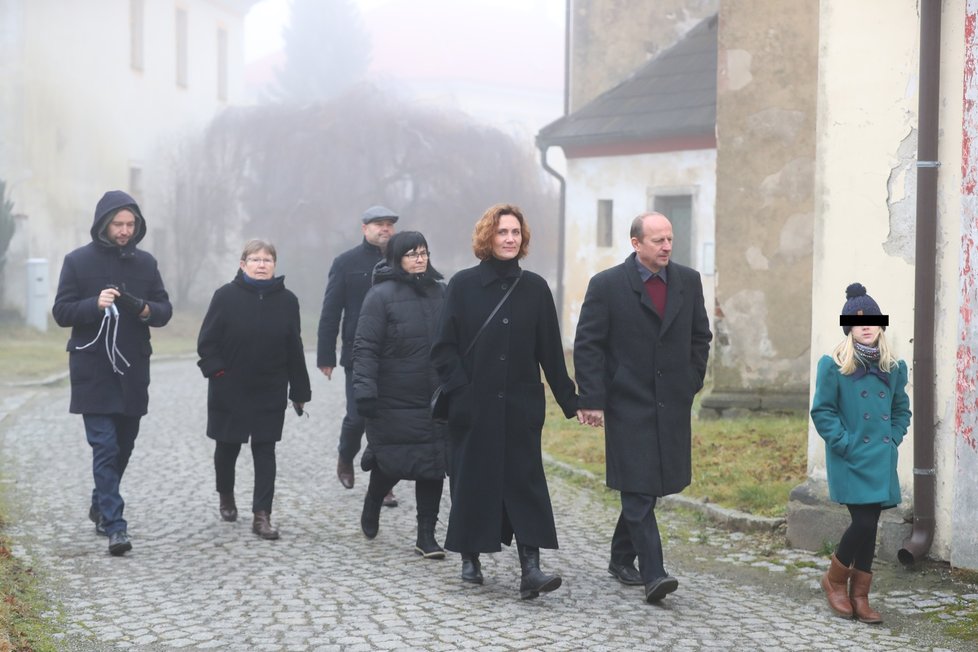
xmin=849 ymin=568 xmax=883 ymax=624
xmin=820 ymin=554 xmax=854 ymax=618
xmin=252 ymin=511 xmax=280 ymax=540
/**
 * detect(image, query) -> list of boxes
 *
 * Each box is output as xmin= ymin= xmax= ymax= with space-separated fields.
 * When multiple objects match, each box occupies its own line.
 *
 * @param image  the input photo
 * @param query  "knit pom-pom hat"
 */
xmin=841 ymin=282 xmax=884 ymax=335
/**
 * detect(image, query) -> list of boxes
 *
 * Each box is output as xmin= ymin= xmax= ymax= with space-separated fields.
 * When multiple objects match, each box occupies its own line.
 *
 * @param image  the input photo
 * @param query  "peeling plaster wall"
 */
xmin=811 ymin=0 xmax=966 ymax=563
xmin=710 ymin=0 xmax=819 ymax=399
xmin=952 ymin=0 xmax=978 ymax=570
xmin=569 ymin=0 xmax=718 ymax=111
xmin=561 ymin=149 xmax=716 ymax=345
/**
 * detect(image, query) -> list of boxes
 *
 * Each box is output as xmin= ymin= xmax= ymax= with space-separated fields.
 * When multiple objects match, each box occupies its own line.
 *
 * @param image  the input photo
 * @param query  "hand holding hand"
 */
xmin=578 ymin=408 xmax=604 ymax=428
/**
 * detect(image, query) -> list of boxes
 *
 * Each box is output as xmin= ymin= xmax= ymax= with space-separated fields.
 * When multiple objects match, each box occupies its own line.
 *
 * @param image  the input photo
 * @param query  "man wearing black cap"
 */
xmin=52 ymin=190 xmax=172 ymax=556
xmin=317 ymin=206 xmax=398 ymax=504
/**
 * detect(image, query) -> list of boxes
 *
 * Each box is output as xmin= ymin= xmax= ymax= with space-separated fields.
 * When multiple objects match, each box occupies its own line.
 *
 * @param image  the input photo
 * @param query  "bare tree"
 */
xmin=149 ymin=122 xmax=246 ymax=307
xmin=163 ymin=85 xmax=558 ymax=307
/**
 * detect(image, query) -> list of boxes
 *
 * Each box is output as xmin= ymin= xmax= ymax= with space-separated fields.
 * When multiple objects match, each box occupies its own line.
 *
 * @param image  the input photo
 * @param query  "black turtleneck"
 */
xmin=487 ymin=256 xmax=521 ymax=278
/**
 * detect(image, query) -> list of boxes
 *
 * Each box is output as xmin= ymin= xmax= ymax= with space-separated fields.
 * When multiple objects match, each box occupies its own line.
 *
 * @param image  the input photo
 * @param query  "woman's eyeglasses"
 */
xmin=245 ymin=257 xmax=275 ymax=265
xmin=403 ymin=250 xmax=430 ymax=261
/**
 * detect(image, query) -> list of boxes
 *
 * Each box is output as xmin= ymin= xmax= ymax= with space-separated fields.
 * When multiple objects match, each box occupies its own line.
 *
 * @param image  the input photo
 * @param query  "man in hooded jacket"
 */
xmin=52 ymin=190 xmax=172 ymax=556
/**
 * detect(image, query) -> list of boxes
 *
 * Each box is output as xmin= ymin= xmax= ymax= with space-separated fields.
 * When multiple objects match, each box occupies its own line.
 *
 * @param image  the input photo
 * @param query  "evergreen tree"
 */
xmin=271 ymin=0 xmax=371 ymax=104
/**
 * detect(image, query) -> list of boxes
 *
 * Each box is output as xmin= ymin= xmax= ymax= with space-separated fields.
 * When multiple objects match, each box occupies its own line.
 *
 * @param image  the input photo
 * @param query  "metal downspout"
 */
xmin=898 ymin=0 xmax=941 ymax=565
xmin=538 ymin=0 xmax=571 ymax=322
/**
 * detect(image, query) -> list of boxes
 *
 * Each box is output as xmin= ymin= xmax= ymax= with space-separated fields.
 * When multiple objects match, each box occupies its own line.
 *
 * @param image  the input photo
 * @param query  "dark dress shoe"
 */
xmin=382 ymin=490 xmax=398 ymax=508
xmin=88 ymin=505 xmax=107 ymax=537
xmin=108 ymin=531 xmax=132 ymax=556
xmin=608 ymin=561 xmax=643 ymax=586
xmin=644 ymin=576 xmax=679 ymax=603
xmin=252 ymin=511 xmax=280 ymax=540
xmin=460 ymin=553 xmax=483 ymax=584
xmin=337 ymin=459 xmax=355 ymax=489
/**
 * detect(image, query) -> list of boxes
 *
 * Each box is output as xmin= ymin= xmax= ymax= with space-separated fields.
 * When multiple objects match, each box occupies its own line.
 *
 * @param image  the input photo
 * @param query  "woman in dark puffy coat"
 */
xmin=197 ymin=239 xmax=311 ymax=541
xmin=353 ymin=231 xmax=447 ymax=559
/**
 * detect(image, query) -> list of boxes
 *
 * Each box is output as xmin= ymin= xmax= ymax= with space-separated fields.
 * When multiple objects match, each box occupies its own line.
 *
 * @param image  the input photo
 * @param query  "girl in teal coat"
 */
xmin=810 ymin=283 xmax=910 ymax=625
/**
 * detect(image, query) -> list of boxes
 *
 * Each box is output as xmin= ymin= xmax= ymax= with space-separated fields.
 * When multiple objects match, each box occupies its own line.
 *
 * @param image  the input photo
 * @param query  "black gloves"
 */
xmin=114 ymin=289 xmax=146 ymax=316
xmin=356 ymin=398 xmax=378 ymax=418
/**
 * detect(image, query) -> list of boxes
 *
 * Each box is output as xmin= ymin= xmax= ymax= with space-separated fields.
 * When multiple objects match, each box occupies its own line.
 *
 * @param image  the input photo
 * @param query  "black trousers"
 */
xmin=836 ymin=503 xmax=882 ymax=573
xmin=612 ymin=492 xmax=666 ymax=583
xmin=214 ymin=440 xmax=277 ymax=513
xmin=367 ymin=467 xmax=443 ymax=519
xmin=337 ymin=365 xmax=366 ymax=463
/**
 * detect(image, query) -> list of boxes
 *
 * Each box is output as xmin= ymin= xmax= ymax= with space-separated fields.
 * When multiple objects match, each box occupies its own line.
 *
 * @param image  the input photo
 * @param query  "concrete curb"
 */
xmin=543 ymin=452 xmax=786 ymax=534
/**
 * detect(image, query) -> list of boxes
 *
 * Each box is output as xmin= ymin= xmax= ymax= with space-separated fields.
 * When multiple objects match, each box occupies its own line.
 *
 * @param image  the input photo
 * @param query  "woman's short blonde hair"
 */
xmin=471 ymin=204 xmax=531 ymax=261
xmin=240 ymin=239 xmax=277 ymax=262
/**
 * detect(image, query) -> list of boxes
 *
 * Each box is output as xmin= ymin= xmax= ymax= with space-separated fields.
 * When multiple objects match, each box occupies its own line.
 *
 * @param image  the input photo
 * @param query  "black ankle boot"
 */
xmin=461 ymin=552 xmax=483 ymax=584
xmin=361 ymin=493 xmax=383 ymax=539
xmin=219 ymin=492 xmax=237 ymax=522
xmin=415 ymin=515 xmax=445 ymax=559
xmin=517 ymin=543 xmax=562 ymax=600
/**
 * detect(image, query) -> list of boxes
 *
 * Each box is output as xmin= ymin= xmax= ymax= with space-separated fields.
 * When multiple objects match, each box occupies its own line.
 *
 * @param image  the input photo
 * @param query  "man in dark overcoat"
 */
xmin=574 ymin=212 xmax=711 ymax=603
xmin=52 ymin=190 xmax=172 ymax=556
xmin=316 ymin=205 xmax=398 ymax=502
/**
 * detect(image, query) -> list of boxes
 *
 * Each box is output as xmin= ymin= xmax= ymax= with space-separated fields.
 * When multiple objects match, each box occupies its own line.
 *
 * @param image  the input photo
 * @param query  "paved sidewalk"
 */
xmin=0 ymin=356 xmax=975 ymax=651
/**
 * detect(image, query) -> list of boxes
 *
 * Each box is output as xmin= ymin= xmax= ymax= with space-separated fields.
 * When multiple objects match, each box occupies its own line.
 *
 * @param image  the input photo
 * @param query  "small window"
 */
xmin=176 ymin=8 xmax=189 ymax=88
xmin=653 ymin=194 xmax=693 ymax=267
xmin=217 ymin=27 xmax=228 ymax=101
xmin=597 ymin=199 xmax=613 ymax=248
xmin=130 ymin=0 xmax=144 ymax=71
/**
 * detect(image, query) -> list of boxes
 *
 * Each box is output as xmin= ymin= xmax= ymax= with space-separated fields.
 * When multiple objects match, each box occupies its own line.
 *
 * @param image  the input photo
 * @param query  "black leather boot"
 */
xmin=517 ymin=543 xmax=562 ymax=600
xmin=361 ymin=493 xmax=383 ymax=539
xmin=415 ymin=515 xmax=445 ymax=559
xmin=219 ymin=492 xmax=238 ymax=522
xmin=461 ymin=552 xmax=484 ymax=584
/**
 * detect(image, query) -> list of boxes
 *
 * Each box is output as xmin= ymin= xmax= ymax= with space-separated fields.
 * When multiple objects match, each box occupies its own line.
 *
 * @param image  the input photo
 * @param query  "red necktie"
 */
xmin=644 ymin=275 xmax=667 ymax=316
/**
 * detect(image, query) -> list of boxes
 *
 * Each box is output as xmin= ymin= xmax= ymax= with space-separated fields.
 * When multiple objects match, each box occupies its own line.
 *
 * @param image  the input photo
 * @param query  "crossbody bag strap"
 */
xmin=462 ymin=273 xmax=522 ymax=358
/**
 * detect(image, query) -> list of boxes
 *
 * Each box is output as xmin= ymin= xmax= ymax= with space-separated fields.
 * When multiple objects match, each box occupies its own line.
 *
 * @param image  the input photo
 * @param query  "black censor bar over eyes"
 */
xmin=840 ymin=314 xmax=889 ymax=327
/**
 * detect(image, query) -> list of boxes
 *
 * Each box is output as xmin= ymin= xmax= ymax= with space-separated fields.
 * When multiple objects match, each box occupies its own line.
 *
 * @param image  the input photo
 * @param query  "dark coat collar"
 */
xmin=623 ymin=253 xmax=684 ymax=333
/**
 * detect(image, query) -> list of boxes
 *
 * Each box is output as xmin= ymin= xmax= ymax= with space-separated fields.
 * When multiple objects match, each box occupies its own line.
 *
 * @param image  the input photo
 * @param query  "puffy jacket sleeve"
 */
xmin=142 ymin=259 xmax=173 ymax=327
xmin=52 ymin=254 xmax=102 ymax=327
xmin=810 ymin=355 xmax=850 ymax=457
xmin=352 ymin=286 xmax=386 ymax=401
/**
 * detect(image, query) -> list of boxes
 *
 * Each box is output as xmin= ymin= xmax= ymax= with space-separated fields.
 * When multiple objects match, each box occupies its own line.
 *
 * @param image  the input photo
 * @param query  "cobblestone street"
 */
xmin=1 ymin=355 xmax=975 ymax=651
